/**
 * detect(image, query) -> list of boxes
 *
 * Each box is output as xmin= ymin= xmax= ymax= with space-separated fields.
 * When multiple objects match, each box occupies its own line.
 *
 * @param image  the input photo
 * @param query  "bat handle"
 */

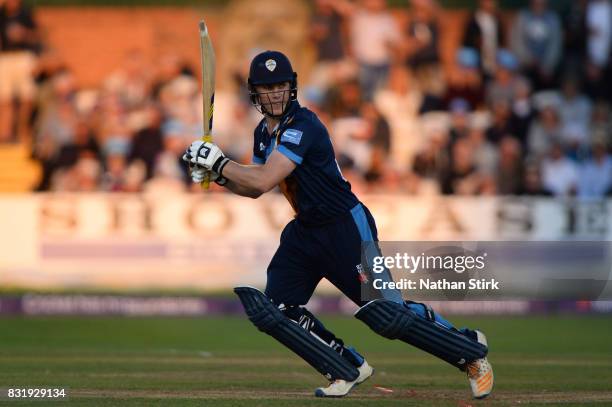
xmin=200 ymin=135 xmax=213 ymax=190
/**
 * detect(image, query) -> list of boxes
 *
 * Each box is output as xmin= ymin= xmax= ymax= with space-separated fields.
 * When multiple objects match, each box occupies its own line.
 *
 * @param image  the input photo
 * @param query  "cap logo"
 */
xmin=265 ymin=59 xmax=277 ymax=72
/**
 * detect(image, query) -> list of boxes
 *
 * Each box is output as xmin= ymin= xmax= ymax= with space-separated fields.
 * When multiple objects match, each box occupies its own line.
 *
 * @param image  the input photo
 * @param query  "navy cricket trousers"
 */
xmin=265 ymin=203 xmax=385 ymax=307
xmin=264 ymin=202 xmax=460 ymax=345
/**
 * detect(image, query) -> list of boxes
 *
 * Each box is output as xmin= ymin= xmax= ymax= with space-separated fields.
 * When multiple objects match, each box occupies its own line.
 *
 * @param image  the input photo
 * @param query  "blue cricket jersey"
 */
xmin=252 ymin=101 xmax=359 ymax=225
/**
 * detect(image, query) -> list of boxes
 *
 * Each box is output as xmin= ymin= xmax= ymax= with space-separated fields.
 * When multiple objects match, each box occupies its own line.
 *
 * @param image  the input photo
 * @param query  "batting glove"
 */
xmin=190 ymin=166 xmax=228 ymax=186
xmin=184 ymin=140 xmax=230 ymax=175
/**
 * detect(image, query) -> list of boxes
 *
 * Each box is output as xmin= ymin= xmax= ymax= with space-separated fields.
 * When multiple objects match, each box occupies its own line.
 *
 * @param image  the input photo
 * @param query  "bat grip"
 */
xmin=200 ymin=134 xmax=213 ymax=189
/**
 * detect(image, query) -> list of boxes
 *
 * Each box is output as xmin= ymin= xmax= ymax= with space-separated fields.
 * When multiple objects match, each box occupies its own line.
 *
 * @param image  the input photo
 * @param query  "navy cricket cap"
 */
xmin=248 ymin=50 xmax=297 ymax=86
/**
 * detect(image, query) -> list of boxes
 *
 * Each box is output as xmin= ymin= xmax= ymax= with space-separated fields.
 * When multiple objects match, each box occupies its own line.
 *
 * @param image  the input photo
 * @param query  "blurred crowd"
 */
xmin=1 ymin=0 xmax=612 ymax=198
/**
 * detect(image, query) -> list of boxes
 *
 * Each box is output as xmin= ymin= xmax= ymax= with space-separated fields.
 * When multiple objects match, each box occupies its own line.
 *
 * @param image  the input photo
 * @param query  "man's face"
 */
xmin=254 ymin=82 xmax=291 ymax=117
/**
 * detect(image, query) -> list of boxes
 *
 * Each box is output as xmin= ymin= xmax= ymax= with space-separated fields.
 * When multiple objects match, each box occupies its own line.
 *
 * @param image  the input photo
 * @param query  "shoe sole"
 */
xmin=314 ymin=368 xmax=374 ymax=398
xmin=474 ymin=382 xmax=494 ymax=400
xmin=356 ymin=367 xmax=374 ymax=386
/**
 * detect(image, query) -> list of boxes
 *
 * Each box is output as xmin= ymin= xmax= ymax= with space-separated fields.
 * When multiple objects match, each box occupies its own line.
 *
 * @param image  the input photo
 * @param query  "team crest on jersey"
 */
xmin=259 ymin=142 xmax=265 ymax=151
xmin=281 ymin=129 xmax=302 ymax=145
xmin=265 ymin=59 xmax=277 ymax=72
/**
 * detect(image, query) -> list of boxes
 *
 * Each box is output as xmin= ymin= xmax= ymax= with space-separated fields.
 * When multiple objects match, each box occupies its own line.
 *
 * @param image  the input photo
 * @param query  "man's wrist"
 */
xmin=213 ymin=157 xmax=231 ymax=176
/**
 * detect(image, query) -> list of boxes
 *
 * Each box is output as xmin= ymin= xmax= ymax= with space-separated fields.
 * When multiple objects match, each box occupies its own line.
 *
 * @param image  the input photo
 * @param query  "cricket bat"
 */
xmin=199 ymin=19 xmax=216 ymax=189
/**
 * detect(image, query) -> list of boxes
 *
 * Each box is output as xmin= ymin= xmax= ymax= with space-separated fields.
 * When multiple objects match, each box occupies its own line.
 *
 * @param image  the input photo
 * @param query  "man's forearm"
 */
xmin=223 ymin=179 xmax=263 ymax=198
xmin=222 ymin=161 xmax=269 ymax=194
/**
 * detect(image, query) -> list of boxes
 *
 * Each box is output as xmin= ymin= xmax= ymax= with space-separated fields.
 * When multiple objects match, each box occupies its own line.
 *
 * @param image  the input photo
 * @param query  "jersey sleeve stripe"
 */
xmin=277 ymin=145 xmax=303 ymax=165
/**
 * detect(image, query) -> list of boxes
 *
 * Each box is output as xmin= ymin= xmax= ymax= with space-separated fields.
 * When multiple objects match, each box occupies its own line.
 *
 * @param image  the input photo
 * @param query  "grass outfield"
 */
xmin=0 ymin=315 xmax=611 ymax=406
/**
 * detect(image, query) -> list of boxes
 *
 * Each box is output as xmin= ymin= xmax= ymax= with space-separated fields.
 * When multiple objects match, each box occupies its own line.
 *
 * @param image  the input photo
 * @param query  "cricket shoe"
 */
xmin=466 ymin=330 xmax=494 ymax=399
xmin=314 ymin=360 xmax=374 ymax=398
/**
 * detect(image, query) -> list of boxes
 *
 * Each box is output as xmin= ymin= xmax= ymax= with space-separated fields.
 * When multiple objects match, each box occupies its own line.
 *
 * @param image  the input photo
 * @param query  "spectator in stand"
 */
xmin=440 ymin=137 xmax=491 ymax=195
xmin=96 ymin=135 xmax=146 ymax=193
xmin=328 ymin=80 xmax=374 ymax=178
xmin=590 ymin=101 xmax=612 ymax=148
xmin=443 ymin=48 xmax=485 ymax=110
xmin=100 ymin=137 xmax=131 ymax=192
xmin=509 ymin=77 xmax=534 ymax=148
xmin=410 ymin=128 xmax=449 ymax=194
xmin=151 ymin=53 xmax=190 ymax=101
xmin=210 ymin=92 xmax=254 ymax=164
xmin=33 ymin=49 xmax=66 ymax=86
xmin=448 ymin=98 xmax=471 ymax=131
xmin=128 ymin=103 xmax=164 ymax=180
xmin=496 ymin=136 xmax=523 ymax=195
xmin=527 ymin=103 xmax=562 ymax=160
xmin=50 ymin=152 xmax=101 ymax=192
xmin=468 ymin=117 xmax=498 ymax=181
xmin=122 ymin=160 xmax=146 ymax=193
xmin=403 ymin=0 xmax=444 ymax=113
xmin=325 ymin=77 xmax=362 ymax=119
xmin=510 ymin=0 xmax=562 ymax=91
xmin=0 ymin=0 xmax=40 ymax=144
xmin=302 ymin=86 xmax=329 ymax=123
xmin=51 ymin=119 xmax=100 ymax=176
xmin=367 ymin=147 xmax=402 ymax=192
xmin=447 ymin=98 xmax=471 ymax=148
xmin=485 ymin=99 xmax=516 ymax=145
xmin=145 ymin=149 xmax=188 ymax=194
xmin=374 ymin=65 xmax=422 ymax=170
xmin=362 ymin=102 xmax=391 ymax=156
xmin=462 ymin=0 xmax=505 ymax=81
xmin=158 ymin=75 xmax=200 ymax=130
xmin=541 ymin=143 xmax=578 ymax=196
xmin=375 ymin=65 xmax=420 ymax=118
xmin=161 ymin=121 xmax=199 ymax=185
xmin=521 ymin=161 xmax=551 ymax=196
xmin=94 ymin=91 xmax=131 ymax=159
xmin=157 ymin=75 xmax=203 ymax=185
xmin=562 ymin=0 xmax=588 ymax=80
xmin=557 ymin=78 xmax=592 ymax=157
xmin=103 ymin=49 xmax=152 ymax=112
xmin=584 ymin=0 xmax=612 ymax=102
xmin=403 ymin=0 xmax=441 ymax=78
xmin=485 ymin=49 xmax=524 ymax=106
xmin=360 ymin=102 xmax=399 ymax=189
xmin=39 ymin=118 xmax=99 ymax=192
xmin=309 ymin=0 xmax=355 ymax=91
xmin=33 ymin=69 xmax=80 ymax=191
xmin=349 ymin=0 xmax=401 ymax=101
xmin=104 ymin=49 xmax=155 ymax=144
xmin=577 ymin=140 xmax=612 ymax=198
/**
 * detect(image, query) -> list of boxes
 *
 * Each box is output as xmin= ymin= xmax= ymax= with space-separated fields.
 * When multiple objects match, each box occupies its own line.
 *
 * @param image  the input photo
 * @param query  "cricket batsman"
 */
xmin=182 ymin=50 xmax=494 ymax=399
